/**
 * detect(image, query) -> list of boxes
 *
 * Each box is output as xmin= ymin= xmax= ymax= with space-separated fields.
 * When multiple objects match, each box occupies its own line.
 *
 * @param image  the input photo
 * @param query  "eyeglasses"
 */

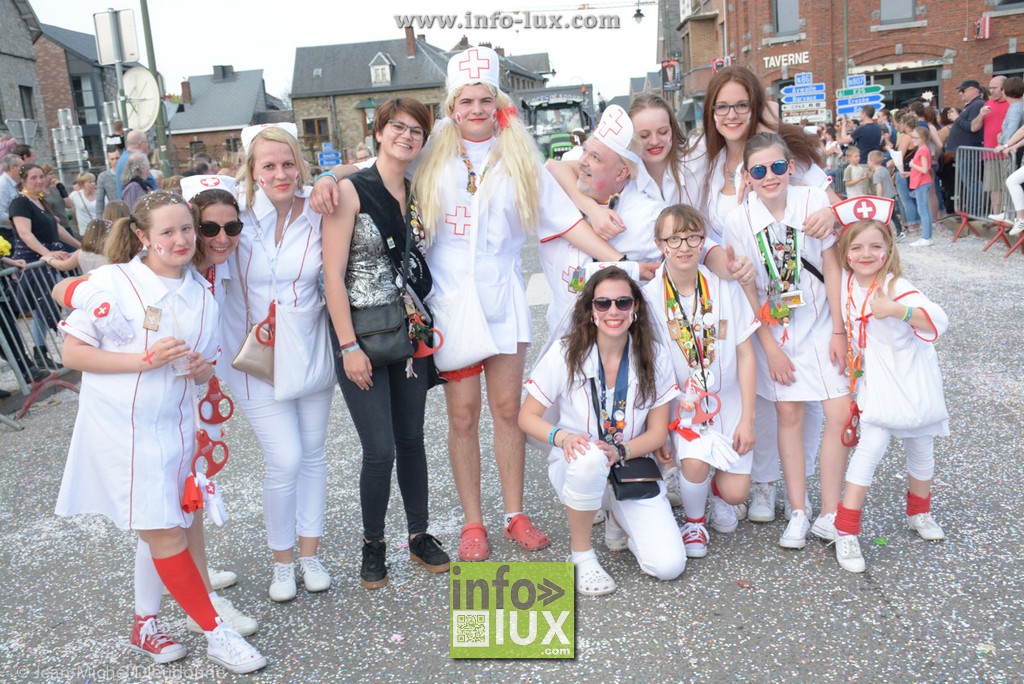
xmin=198 ymin=220 xmax=244 ymax=238
xmin=592 ymin=296 xmax=635 ymax=312
xmin=712 ymin=101 xmax=751 ymax=116
xmin=748 ymin=159 xmax=790 ymax=180
xmin=387 ymin=119 xmax=426 ymax=140
xmin=657 ymin=234 xmax=705 ymax=249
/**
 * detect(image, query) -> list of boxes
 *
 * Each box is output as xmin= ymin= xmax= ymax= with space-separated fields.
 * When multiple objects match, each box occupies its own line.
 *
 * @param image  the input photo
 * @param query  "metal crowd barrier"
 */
xmin=827 ymin=161 xmax=848 ymax=199
xmin=951 ymin=145 xmax=1023 ymax=257
xmin=0 ymin=260 xmax=80 ymax=429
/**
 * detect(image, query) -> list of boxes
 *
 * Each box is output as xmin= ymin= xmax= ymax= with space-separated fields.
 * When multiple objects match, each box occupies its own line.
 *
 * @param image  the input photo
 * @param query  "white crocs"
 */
xmin=572 ymin=555 xmax=616 ymax=596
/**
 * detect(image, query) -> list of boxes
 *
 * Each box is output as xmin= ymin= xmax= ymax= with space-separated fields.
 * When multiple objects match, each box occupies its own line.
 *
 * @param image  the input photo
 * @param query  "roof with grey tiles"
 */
xmin=39 ymin=23 xmax=101 ymax=62
xmin=507 ymin=53 xmax=551 ymax=75
xmin=169 ymin=67 xmax=281 ymax=133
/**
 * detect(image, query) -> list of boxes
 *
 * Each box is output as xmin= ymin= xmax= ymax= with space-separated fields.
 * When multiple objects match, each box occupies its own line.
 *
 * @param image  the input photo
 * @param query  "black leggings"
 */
xmin=336 ymin=353 xmax=431 ymax=541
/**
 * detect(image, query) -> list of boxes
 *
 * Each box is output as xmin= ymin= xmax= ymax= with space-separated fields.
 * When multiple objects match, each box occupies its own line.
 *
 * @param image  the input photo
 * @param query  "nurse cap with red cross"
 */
xmin=180 ymin=175 xmax=238 ymax=203
xmin=592 ymin=105 xmax=641 ymax=165
xmin=447 ymin=46 xmax=501 ymax=95
xmin=832 ymin=195 xmax=894 ymax=235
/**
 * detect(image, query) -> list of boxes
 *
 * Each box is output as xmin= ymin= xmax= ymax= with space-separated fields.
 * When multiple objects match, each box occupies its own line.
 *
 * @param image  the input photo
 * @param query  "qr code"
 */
xmin=452 ymin=610 xmax=489 ymax=647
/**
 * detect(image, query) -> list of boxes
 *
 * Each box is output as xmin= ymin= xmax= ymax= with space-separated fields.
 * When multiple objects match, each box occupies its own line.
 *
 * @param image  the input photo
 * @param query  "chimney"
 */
xmin=417 ymin=34 xmax=425 ymax=41
xmin=405 ymin=26 xmax=416 ymax=58
xmin=181 ymin=81 xmax=191 ymax=104
xmin=212 ymin=65 xmax=234 ymax=81
xmin=495 ymin=46 xmax=505 ymax=57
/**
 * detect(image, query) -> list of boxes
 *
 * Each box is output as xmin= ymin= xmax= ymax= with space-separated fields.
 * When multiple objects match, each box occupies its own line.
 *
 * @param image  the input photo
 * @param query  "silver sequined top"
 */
xmin=346 ymin=213 xmax=400 ymax=309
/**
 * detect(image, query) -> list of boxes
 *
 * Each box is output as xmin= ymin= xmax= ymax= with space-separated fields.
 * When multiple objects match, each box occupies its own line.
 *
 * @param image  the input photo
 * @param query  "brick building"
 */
xmin=722 ymin=0 xmax=1024 ymax=121
xmin=291 ymin=28 xmax=548 ymax=165
xmin=676 ymin=0 xmax=727 ymax=131
xmin=167 ymin=65 xmax=288 ymax=173
xmin=34 ymin=23 xmax=126 ymax=170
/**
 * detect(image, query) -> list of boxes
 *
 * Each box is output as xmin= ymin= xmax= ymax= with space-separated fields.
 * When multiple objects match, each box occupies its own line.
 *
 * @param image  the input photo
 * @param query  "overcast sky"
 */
xmin=29 ymin=0 xmax=661 ymax=104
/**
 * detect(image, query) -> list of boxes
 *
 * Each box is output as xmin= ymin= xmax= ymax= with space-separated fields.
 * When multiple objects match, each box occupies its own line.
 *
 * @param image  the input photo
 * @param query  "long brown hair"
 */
xmin=628 ymin=93 xmax=686 ymax=199
xmin=189 ymin=188 xmax=238 ymax=268
xmin=563 ymin=267 xmax=658 ymax=407
xmin=695 ymin=67 xmax=821 ymax=209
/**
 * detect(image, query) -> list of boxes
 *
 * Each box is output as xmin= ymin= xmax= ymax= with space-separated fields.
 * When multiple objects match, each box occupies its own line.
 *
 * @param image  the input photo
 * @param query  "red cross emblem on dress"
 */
xmin=597 ymin=109 xmax=626 ymax=139
xmin=94 ymin=302 xmax=110 ymax=318
xmin=446 ymin=205 xmax=472 ymax=236
xmin=200 ymin=177 xmax=220 ymax=187
xmin=459 ymin=49 xmax=491 ymax=80
xmin=831 ymin=196 xmax=894 ymax=233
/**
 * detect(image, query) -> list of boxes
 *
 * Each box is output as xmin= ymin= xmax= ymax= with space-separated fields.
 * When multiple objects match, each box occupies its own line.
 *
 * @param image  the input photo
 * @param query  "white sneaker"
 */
xmin=909 ymin=238 xmax=933 ymax=247
xmin=747 ymin=482 xmax=776 ymax=522
xmin=834 ymin=534 xmax=866 ymax=573
xmin=664 ymin=468 xmax=683 ymax=507
xmin=593 ymin=509 xmax=606 ymax=525
xmin=164 ymin=567 xmax=237 ymax=595
xmin=907 ymin=512 xmax=946 ymax=541
xmin=779 ymin=510 xmax=810 ymax=549
xmin=1009 ymin=219 xmax=1024 ymax=237
xmin=709 ymin=493 xmax=738 ymax=533
xmin=988 ymin=212 xmax=1006 ymax=222
xmin=784 ymin=492 xmax=812 ymax=522
xmin=681 ymin=520 xmax=709 ymax=558
xmin=298 ymin=556 xmax=332 ymax=592
xmin=604 ymin=513 xmax=628 ymax=551
xmin=187 ymin=596 xmax=258 ymax=636
xmin=269 ymin=562 xmax=296 ymax=602
xmin=734 ymin=503 xmax=748 ymax=521
xmin=205 ymin=620 xmax=267 ymax=674
xmin=811 ymin=511 xmax=837 ymax=541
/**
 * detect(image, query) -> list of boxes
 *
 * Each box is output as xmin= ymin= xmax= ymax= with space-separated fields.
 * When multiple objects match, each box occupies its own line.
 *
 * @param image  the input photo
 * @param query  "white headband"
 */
xmin=240 ymin=122 xmax=298 ymax=153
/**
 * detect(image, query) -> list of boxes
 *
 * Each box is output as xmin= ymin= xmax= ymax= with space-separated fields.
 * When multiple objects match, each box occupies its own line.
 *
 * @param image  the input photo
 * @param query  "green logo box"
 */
xmin=449 ymin=562 xmax=575 ymax=659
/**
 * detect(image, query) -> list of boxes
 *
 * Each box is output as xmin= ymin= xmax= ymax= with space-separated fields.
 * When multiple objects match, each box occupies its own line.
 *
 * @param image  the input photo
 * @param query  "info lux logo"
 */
xmin=449 ymin=562 xmax=575 ymax=658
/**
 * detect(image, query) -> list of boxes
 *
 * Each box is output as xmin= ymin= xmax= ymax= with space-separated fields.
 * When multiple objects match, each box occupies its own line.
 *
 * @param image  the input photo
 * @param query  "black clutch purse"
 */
xmin=608 ymin=456 xmax=662 ymax=501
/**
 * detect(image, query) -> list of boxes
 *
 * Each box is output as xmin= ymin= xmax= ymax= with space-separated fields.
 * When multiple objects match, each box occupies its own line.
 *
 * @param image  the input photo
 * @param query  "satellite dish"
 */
xmin=123 ymin=66 xmax=160 ymax=131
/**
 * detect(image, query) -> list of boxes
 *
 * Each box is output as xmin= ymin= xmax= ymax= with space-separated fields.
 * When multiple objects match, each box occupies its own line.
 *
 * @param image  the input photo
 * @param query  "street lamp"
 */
xmin=633 ymin=6 xmax=644 ymax=23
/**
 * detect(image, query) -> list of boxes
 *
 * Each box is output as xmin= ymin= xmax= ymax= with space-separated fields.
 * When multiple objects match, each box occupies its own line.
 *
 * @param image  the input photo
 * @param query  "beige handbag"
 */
xmin=231 ymin=298 xmax=275 ymax=385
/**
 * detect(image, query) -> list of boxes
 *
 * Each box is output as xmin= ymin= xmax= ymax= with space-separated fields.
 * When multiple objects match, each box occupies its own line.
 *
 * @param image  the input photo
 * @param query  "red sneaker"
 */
xmin=129 ymin=614 xmax=188 ymax=664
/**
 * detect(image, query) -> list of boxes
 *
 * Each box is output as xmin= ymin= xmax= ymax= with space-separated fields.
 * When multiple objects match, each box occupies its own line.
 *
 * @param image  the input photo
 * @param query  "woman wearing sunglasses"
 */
xmin=723 ymin=133 xmax=850 ymax=550
xmin=520 ymin=266 xmax=684 ymax=595
xmin=322 ymin=98 xmax=452 ymax=590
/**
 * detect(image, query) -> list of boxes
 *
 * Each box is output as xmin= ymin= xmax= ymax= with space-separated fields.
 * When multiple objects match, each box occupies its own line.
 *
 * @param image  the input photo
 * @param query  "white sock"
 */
xmin=134 ymin=539 xmax=163 ymax=616
xmin=570 ymin=548 xmax=597 ymax=564
xmin=504 ymin=512 xmax=523 ymax=528
xmin=680 ymin=472 xmax=711 ymax=521
xmin=209 ymin=591 xmax=219 ymax=600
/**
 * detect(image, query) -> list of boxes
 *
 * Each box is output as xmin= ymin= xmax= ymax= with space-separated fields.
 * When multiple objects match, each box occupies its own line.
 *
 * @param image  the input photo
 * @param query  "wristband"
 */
xmin=615 ymin=443 xmax=625 ymax=464
xmin=548 ymin=427 xmax=562 ymax=446
xmin=340 ymin=341 xmax=360 ymax=356
xmin=315 ymin=170 xmax=337 ymax=183
xmin=621 ymin=441 xmax=631 ymax=461
xmin=901 ymin=306 xmax=913 ymax=323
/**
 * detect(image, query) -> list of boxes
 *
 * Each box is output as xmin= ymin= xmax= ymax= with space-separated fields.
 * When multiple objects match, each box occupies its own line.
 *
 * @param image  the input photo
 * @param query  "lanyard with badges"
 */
xmin=663 ymin=269 xmax=717 ymax=390
xmin=589 ymin=338 xmax=630 ymax=445
xmin=747 ymin=205 xmax=805 ymax=335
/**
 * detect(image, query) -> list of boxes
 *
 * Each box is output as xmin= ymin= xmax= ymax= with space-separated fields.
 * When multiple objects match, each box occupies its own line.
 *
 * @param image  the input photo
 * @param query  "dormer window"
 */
xmin=372 ymin=65 xmax=390 ymax=85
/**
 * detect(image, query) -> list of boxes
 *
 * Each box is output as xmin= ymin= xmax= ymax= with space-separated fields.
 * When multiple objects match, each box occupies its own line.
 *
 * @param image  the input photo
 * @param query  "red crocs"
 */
xmin=458 ymin=523 xmax=490 ymax=561
xmin=504 ymin=514 xmax=551 ymax=552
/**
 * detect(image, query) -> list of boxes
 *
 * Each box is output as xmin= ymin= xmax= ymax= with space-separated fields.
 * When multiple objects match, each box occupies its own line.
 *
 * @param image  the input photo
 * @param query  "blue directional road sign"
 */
xmin=836 ymin=94 xmax=884 ymax=109
xmin=846 ymin=74 xmax=866 ymax=88
xmin=318 ymin=142 xmax=342 ymax=167
xmin=781 ymin=93 xmax=827 ymax=105
xmin=794 ymin=72 xmax=813 ymax=86
xmin=781 ymin=83 xmax=826 ymax=96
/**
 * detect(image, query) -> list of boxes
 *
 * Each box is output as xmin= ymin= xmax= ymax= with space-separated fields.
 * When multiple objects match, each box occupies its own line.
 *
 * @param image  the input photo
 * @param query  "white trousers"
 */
xmin=1006 ymin=164 xmax=1024 ymax=213
xmin=750 ymin=397 xmax=823 ymax=483
xmin=845 ymin=422 xmax=935 ymax=487
xmin=548 ymin=444 xmax=686 ymax=581
xmin=237 ymin=387 xmax=334 ymax=551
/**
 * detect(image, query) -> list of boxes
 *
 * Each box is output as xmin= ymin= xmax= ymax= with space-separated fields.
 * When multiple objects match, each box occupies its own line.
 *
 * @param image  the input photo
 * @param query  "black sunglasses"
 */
xmin=748 ymin=159 xmax=789 ymax=180
xmin=592 ymin=296 xmax=635 ymax=312
xmin=198 ymin=220 xmax=244 ymax=238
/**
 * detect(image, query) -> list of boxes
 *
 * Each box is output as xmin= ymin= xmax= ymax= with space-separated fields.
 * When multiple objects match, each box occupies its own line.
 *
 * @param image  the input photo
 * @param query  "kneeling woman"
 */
xmin=519 ymin=267 xmax=684 ymax=595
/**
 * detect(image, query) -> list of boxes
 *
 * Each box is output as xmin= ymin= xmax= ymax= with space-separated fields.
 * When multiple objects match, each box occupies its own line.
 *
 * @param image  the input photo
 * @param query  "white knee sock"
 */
xmin=680 ymin=473 xmax=710 ymax=521
xmin=134 ymin=539 xmax=163 ymax=617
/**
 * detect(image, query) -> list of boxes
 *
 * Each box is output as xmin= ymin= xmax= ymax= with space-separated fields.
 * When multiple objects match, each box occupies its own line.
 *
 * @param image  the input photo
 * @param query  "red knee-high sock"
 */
xmin=835 ymin=503 xmax=862 ymax=536
xmin=151 ymin=549 xmax=219 ymax=632
xmin=906 ymin=491 xmax=931 ymax=516
xmin=710 ymin=477 xmax=723 ymax=500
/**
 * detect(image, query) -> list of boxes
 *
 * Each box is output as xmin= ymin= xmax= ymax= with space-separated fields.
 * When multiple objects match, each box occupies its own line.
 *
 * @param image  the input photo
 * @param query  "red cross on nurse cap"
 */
xmin=180 ymin=175 xmax=238 ymax=202
xmin=832 ymin=195 xmax=894 ymax=233
xmin=447 ymin=46 xmax=500 ymax=94
xmin=592 ymin=105 xmax=641 ymax=166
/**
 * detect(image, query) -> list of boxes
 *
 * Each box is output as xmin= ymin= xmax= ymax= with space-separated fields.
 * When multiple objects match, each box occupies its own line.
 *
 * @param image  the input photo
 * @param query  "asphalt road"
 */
xmin=2 ymin=219 xmax=1022 ymax=683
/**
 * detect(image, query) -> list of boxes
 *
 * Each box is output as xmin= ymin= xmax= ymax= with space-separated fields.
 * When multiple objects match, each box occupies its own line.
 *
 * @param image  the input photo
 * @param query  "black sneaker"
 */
xmin=409 ymin=533 xmax=451 ymax=574
xmin=360 ymin=540 xmax=388 ymax=590
xmin=895 ymin=230 xmax=907 ymax=242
